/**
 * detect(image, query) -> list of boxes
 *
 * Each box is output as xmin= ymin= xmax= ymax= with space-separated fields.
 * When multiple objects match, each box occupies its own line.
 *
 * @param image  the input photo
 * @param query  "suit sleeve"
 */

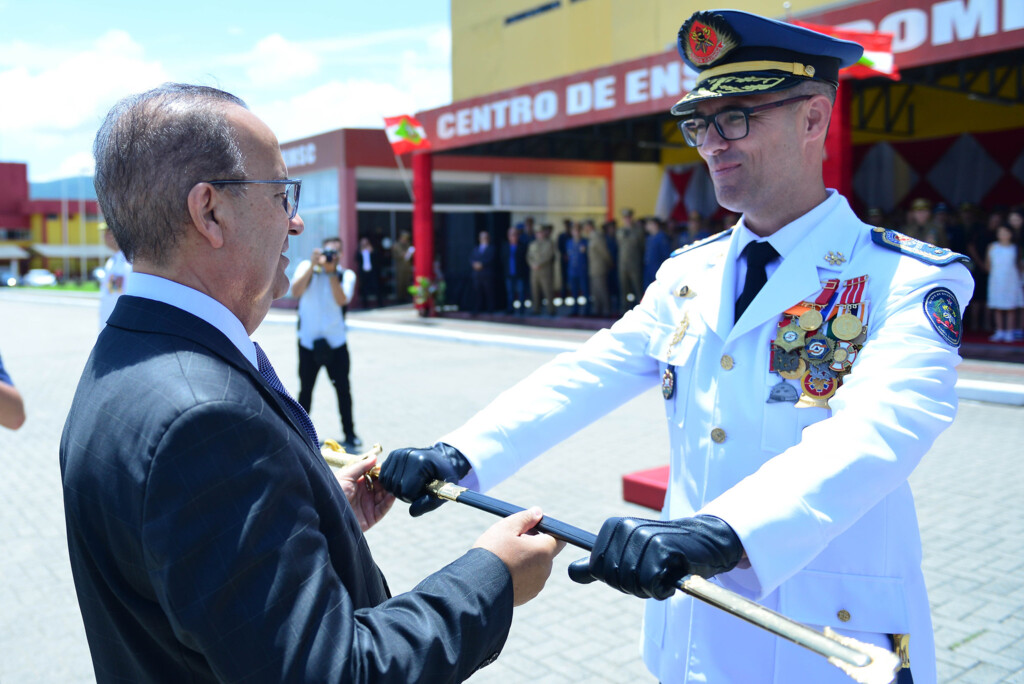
xmin=700 ymin=261 xmax=974 ymax=596
xmin=142 ymin=400 xmax=512 ymax=683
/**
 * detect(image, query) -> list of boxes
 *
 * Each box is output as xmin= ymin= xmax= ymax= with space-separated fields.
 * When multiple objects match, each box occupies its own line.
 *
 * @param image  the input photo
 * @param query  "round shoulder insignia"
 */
xmin=923 ymin=287 xmax=963 ymax=347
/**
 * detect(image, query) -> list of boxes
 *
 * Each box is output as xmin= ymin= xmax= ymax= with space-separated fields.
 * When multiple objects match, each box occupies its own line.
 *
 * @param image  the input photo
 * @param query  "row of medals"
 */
xmin=769 ymin=306 xmax=866 ymax=408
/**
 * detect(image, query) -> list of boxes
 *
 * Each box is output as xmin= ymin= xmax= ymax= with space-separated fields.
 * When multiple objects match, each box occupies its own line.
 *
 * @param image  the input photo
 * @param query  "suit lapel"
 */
xmin=108 ymin=296 xmax=318 ymax=451
xmin=689 ymin=235 xmax=736 ymax=342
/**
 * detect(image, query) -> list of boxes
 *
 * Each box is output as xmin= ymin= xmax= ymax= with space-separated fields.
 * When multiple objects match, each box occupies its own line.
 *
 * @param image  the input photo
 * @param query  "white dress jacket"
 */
xmin=445 ymin=193 xmax=973 ymax=683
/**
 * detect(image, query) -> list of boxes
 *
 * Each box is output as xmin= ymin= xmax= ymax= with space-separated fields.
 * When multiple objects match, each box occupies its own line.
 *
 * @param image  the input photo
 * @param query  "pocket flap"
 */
xmin=780 ymin=569 xmax=909 ymax=634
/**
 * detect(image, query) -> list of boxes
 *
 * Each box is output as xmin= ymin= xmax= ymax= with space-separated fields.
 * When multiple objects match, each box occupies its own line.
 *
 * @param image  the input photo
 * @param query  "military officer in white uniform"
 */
xmin=381 ymin=10 xmax=972 ymax=683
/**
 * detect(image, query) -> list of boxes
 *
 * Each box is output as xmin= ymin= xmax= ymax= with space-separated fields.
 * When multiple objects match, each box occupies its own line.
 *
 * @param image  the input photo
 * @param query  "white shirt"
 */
xmin=126 ymin=272 xmax=257 ymax=369
xmin=732 ymin=190 xmax=841 ymax=299
xmin=292 ymin=260 xmax=357 ymax=350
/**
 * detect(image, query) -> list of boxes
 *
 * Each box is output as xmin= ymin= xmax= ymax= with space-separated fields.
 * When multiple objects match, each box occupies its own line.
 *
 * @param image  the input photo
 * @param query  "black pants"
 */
xmin=297 ymin=341 xmax=355 ymax=442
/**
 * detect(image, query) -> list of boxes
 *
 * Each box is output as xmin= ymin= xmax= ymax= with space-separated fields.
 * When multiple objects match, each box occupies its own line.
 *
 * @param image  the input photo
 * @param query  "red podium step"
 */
xmin=622 ymin=465 xmax=669 ymax=511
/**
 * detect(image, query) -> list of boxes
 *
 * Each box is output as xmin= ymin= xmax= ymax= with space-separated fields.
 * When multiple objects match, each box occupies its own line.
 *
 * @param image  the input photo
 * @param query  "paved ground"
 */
xmin=1 ymin=291 xmax=1022 ymax=682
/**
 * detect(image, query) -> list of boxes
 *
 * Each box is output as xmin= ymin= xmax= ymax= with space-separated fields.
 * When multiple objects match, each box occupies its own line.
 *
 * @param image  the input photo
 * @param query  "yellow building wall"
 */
xmin=452 ymin=0 xmax=852 ymax=100
xmin=612 ymin=162 xmax=663 ymax=218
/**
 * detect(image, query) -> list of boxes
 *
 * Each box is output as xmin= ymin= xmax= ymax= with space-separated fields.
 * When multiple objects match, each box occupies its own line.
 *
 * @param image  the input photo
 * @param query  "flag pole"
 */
xmin=393 ymin=152 xmax=415 ymax=204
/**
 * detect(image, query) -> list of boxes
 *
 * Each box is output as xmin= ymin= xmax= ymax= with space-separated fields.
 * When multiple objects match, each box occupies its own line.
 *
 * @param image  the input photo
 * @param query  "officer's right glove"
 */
xmin=378 ymin=443 xmax=472 ymax=517
xmin=567 ymin=515 xmax=743 ymax=600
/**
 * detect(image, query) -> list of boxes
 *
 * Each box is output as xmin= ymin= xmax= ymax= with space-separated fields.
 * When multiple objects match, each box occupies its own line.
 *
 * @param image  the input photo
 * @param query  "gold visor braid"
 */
xmin=696 ymin=60 xmax=816 ymax=85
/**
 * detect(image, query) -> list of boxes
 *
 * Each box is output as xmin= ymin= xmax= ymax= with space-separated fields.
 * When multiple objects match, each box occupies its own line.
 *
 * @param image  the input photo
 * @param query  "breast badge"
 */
xmin=768 ymin=276 xmax=870 ymax=409
xmin=662 ymin=365 xmax=676 ymax=400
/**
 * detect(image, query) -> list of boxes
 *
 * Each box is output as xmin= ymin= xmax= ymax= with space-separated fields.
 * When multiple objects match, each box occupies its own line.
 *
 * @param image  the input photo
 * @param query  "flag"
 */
xmin=790 ymin=20 xmax=899 ymax=80
xmin=383 ymin=115 xmax=432 ymax=155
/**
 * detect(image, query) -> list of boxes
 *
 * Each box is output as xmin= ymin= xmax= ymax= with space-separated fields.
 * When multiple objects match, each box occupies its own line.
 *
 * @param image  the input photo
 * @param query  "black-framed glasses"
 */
xmin=677 ymin=95 xmax=812 ymax=147
xmin=204 ymin=179 xmax=302 ymax=219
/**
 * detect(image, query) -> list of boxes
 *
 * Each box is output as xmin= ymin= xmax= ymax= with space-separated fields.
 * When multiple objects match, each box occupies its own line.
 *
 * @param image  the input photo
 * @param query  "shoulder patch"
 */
xmin=870 ymin=227 xmax=970 ymax=266
xmin=671 ymin=228 xmax=733 ymax=258
xmin=923 ymin=287 xmax=963 ymax=347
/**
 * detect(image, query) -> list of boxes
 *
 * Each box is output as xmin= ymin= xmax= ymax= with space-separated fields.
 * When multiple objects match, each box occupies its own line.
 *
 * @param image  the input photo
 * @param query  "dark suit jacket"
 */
xmin=500 ymin=242 xmax=529 ymax=281
xmin=470 ymin=243 xmax=496 ymax=275
xmin=61 ymin=296 xmax=512 ymax=683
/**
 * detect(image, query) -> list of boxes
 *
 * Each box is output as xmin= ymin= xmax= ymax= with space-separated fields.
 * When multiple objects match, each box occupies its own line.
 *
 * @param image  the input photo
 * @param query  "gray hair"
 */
xmin=792 ymin=79 xmax=838 ymax=104
xmin=93 ymin=83 xmax=249 ymax=264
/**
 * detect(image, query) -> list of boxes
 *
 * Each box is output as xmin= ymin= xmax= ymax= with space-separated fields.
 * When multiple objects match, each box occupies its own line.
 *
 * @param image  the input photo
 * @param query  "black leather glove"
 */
xmin=568 ymin=515 xmax=743 ymax=600
xmin=378 ymin=443 xmax=472 ymax=517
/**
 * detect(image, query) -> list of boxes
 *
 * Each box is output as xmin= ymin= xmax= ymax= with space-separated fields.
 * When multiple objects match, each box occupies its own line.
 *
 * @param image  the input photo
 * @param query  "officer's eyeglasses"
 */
xmin=677 ymin=95 xmax=812 ymax=147
xmin=204 ymin=179 xmax=302 ymax=219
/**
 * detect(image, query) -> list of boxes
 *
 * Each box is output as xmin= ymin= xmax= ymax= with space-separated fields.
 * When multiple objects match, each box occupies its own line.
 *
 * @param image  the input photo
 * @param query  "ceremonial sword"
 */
xmin=324 ymin=442 xmax=900 ymax=684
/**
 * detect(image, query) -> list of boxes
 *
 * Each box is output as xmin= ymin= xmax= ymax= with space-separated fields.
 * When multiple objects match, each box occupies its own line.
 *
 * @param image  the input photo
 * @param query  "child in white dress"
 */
xmin=986 ymin=224 xmax=1023 ymax=342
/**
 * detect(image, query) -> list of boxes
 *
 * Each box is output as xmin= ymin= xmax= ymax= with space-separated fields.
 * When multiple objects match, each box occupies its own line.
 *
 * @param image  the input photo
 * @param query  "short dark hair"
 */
xmin=322 ymin=236 xmax=342 ymax=249
xmin=93 ymin=83 xmax=249 ymax=264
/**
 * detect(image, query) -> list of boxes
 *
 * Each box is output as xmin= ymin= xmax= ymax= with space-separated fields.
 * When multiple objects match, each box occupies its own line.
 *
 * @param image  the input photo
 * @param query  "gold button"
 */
xmin=720 ymin=355 xmax=734 ymax=370
xmin=711 ymin=428 xmax=726 ymax=443
xmin=837 ymin=610 xmax=851 ymax=623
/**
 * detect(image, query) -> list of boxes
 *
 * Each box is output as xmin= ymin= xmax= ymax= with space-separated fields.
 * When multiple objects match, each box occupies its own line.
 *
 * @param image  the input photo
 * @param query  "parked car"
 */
xmin=0 ymin=271 xmax=18 ymax=287
xmin=22 ymin=269 xmax=57 ymax=287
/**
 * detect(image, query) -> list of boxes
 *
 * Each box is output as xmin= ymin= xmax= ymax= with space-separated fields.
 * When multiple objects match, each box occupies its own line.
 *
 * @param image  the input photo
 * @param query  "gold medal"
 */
xmin=832 ymin=313 xmax=863 ymax=341
xmin=775 ymin=322 xmax=807 ymax=352
xmin=795 ymin=369 xmax=837 ymax=408
xmin=798 ymin=309 xmax=823 ymax=332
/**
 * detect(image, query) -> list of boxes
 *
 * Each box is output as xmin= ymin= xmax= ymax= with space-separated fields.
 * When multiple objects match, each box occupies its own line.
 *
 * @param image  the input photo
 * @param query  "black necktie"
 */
xmin=734 ymin=240 xmax=778 ymax=323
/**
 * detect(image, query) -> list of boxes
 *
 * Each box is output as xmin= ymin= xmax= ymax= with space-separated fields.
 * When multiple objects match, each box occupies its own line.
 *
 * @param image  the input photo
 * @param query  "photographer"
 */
xmin=290 ymin=237 xmax=361 ymax=449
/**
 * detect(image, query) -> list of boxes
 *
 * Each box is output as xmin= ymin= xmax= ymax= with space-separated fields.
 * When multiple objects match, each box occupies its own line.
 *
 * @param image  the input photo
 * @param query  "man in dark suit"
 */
xmin=469 ymin=229 xmax=497 ymax=313
xmin=501 ymin=225 xmax=529 ymax=314
xmin=60 ymin=83 xmax=562 ymax=684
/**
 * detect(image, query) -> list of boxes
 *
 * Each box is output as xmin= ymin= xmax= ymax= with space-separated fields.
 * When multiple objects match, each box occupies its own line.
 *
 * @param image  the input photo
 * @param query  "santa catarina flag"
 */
xmin=383 ymin=115 xmax=432 ymax=155
xmin=790 ymin=20 xmax=899 ymax=80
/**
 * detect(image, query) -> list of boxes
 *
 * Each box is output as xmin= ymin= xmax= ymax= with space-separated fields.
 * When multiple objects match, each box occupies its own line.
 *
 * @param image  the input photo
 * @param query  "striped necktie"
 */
xmin=253 ymin=342 xmax=319 ymax=447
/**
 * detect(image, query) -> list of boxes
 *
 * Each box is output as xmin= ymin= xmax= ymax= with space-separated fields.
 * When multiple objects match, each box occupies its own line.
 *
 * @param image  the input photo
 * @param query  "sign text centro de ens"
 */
xmin=435 ymin=61 xmax=696 ymax=142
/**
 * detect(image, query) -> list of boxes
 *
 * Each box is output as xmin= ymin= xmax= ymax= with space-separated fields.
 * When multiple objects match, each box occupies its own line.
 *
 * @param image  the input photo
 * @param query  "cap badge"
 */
xmin=682 ymin=12 xmax=737 ymax=67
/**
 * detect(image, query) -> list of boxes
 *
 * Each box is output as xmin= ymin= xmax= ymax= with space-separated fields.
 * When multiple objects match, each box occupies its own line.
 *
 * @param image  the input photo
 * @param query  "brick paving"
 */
xmin=1 ymin=291 xmax=1022 ymax=682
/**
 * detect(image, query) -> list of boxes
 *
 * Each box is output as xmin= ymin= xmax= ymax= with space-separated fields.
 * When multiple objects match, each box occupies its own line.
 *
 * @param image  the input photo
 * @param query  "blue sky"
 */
xmin=0 ymin=0 xmax=451 ymax=181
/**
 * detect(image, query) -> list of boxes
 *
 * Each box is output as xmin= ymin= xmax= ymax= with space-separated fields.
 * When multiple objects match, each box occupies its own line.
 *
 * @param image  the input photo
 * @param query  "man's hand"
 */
xmin=333 ymin=454 xmax=395 ymax=532
xmin=568 ymin=515 xmax=743 ymax=600
xmin=473 ymin=507 xmax=565 ymax=606
xmin=378 ymin=443 xmax=472 ymax=516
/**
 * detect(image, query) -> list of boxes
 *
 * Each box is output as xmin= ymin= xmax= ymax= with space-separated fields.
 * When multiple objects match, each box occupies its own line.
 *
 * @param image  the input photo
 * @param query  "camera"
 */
xmin=322 ymin=249 xmax=338 ymax=263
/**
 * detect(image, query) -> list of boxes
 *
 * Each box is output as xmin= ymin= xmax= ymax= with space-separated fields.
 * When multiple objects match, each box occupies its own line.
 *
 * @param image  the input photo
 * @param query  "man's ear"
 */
xmin=804 ymin=95 xmax=833 ymax=145
xmin=187 ymin=182 xmax=225 ymax=249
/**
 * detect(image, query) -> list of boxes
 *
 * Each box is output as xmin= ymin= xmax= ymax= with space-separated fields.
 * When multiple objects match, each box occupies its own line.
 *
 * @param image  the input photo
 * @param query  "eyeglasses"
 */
xmin=204 ymin=179 xmax=302 ymax=219
xmin=677 ymin=95 xmax=812 ymax=147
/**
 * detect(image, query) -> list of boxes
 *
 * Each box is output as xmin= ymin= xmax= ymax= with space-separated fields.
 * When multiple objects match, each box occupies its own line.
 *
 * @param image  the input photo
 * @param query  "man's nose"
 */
xmin=699 ymin=121 xmax=729 ymax=155
xmin=289 ymin=213 xmax=305 ymax=235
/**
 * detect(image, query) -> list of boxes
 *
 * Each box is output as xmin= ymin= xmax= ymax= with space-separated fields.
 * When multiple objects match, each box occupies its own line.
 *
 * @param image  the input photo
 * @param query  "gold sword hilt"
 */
xmin=321 ymin=440 xmax=384 ymax=475
xmin=321 ymin=442 xmax=461 ymax=501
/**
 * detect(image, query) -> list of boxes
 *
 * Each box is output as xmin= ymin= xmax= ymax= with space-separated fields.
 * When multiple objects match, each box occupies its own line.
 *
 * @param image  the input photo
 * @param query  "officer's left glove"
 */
xmin=378 ymin=443 xmax=472 ymax=517
xmin=567 ymin=515 xmax=743 ymax=600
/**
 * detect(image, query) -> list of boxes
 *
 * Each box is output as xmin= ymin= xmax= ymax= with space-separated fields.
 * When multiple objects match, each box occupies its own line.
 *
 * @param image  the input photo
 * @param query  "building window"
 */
xmin=505 ymin=1 xmax=560 ymax=25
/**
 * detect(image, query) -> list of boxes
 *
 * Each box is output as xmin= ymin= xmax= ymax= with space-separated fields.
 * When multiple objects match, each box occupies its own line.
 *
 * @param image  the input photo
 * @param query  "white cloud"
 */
xmin=0 ymin=29 xmax=168 ymax=180
xmin=2 ymin=24 xmax=453 ymax=181
xmin=232 ymin=33 xmax=321 ymax=87
xmin=248 ymin=24 xmax=452 ymax=144
xmin=57 ymin=152 xmax=96 ymax=178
